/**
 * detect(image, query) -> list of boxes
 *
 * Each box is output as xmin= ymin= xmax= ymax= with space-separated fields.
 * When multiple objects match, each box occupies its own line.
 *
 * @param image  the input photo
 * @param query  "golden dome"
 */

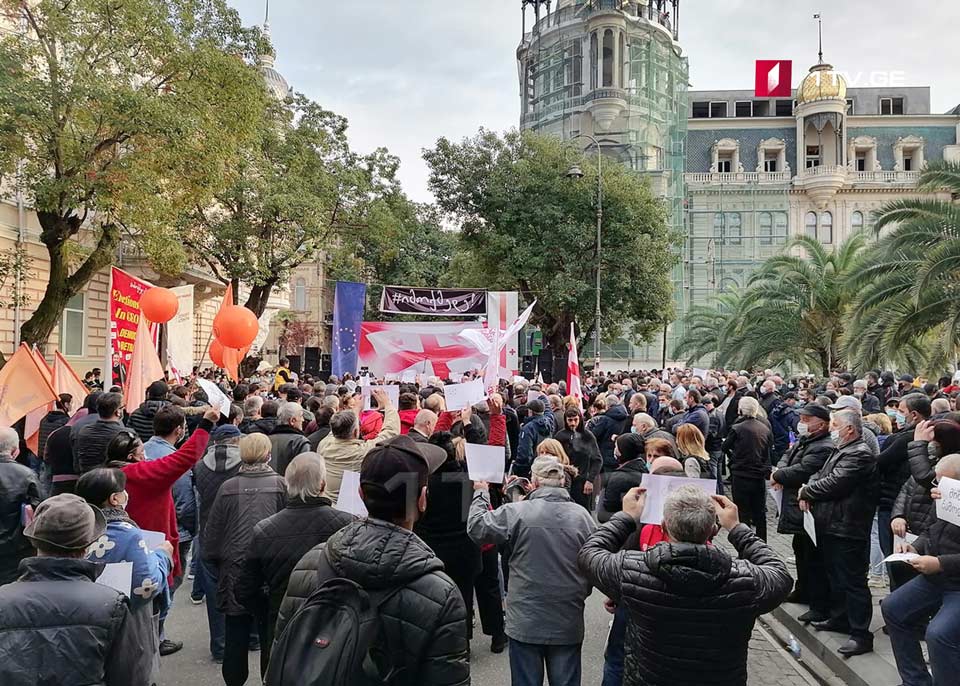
xmin=796 ymin=63 xmax=847 ymax=105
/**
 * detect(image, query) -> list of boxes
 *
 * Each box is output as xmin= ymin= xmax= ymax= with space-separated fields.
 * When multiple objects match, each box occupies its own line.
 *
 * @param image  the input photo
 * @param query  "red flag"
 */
xmin=123 ymin=313 xmax=165 ymax=414
xmin=0 ymin=344 xmax=58 ymax=427
xmin=567 ymin=323 xmax=582 ymax=400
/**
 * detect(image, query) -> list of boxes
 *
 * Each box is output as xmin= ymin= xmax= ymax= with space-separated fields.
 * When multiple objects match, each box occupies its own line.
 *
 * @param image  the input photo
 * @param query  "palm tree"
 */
xmin=673 ymin=233 xmax=869 ymax=375
xmin=845 ymin=161 xmax=960 ymax=371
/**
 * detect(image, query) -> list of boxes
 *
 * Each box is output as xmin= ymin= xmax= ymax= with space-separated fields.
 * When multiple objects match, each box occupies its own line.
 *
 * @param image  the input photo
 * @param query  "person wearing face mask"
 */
xmin=598 ymin=433 xmax=648 ymax=523
xmin=770 ymin=404 xmax=834 ymax=621
xmin=798 ymin=410 xmax=879 ymax=656
xmin=76 ymin=468 xmax=174 ymax=684
xmin=852 ymin=379 xmax=881 ymax=414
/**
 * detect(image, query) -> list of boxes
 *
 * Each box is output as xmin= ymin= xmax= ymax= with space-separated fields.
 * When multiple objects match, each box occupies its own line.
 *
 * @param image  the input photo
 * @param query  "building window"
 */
xmin=763 ymin=151 xmax=779 ymax=172
xmin=855 ymin=152 xmax=867 ymax=172
xmin=717 ymin=156 xmax=732 ymax=173
xmin=846 ymin=98 xmax=855 ymax=115
xmin=775 ymin=99 xmax=793 ymax=116
xmin=851 ymin=210 xmax=864 ymax=232
xmin=806 ymin=145 xmax=821 ymax=168
xmin=692 ymin=101 xmax=709 ymax=118
xmin=61 ymin=293 xmax=85 ymax=357
xmin=753 ymin=100 xmax=770 ymax=117
xmin=590 ymin=32 xmax=598 ymax=91
xmin=713 ymin=212 xmax=724 ymax=239
xmin=726 ymin=212 xmax=742 ymax=245
xmin=759 ymin=212 xmax=773 ymax=245
xmin=903 ymin=152 xmax=914 ymax=171
xmin=293 ymin=278 xmax=307 ymax=311
xmin=819 ymin=211 xmax=834 ymax=244
xmin=709 ymin=101 xmax=728 ymax=118
xmin=880 ymin=97 xmax=904 ymax=115
xmin=735 ymin=101 xmax=753 ymax=118
xmin=602 ymin=29 xmax=614 ymax=87
xmin=774 ymin=213 xmax=788 ymax=243
xmin=805 ymin=212 xmax=818 ymax=239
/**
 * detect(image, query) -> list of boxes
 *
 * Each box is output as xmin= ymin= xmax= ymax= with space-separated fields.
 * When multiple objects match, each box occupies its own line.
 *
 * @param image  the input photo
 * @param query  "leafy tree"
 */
xmin=424 ymin=129 xmax=677 ymax=354
xmin=845 ymin=161 xmax=960 ymax=372
xmin=184 ymin=95 xmax=389 ymax=316
xmin=673 ymin=234 xmax=868 ymax=376
xmin=0 ymin=0 xmax=268 ymax=349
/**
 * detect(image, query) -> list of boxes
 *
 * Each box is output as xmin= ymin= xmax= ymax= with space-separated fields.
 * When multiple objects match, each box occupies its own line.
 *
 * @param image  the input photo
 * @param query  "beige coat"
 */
xmin=319 ymin=407 xmax=400 ymax=502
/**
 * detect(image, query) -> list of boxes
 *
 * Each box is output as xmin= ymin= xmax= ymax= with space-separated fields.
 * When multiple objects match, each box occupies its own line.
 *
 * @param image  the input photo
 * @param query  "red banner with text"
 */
xmin=108 ymin=267 xmax=155 ymax=386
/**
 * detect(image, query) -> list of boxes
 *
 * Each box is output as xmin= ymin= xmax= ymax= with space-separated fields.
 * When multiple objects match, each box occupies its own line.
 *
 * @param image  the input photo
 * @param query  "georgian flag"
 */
xmin=567 ymin=323 xmax=583 ymax=399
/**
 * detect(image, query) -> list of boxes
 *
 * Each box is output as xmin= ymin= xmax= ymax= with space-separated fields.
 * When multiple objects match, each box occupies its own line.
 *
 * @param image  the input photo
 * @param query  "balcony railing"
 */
xmin=797 ymin=164 xmax=848 ymax=179
xmin=685 ymin=171 xmax=791 ymax=185
xmin=851 ymin=170 xmax=921 ymax=185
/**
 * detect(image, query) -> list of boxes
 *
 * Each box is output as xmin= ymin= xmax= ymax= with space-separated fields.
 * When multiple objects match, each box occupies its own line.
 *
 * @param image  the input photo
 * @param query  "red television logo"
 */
xmin=755 ymin=60 xmax=793 ymax=98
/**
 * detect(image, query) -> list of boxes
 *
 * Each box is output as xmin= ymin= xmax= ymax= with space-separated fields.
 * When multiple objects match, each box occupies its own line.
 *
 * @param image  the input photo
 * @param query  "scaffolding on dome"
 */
xmin=518 ymin=0 xmax=688 ymax=366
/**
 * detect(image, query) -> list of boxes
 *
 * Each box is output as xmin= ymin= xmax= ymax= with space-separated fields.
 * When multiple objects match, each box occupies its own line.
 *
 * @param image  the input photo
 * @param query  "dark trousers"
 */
xmin=223 ymin=612 xmax=268 ymax=686
xmin=509 ymin=639 xmax=583 ymax=686
xmin=601 ymin=604 xmax=628 ymax=686
xmin=196 ymin=558 xmax=225 ymax=660
xmin=883 ymin=574 xmax=960 ymax=686
xmin=432 ymin=540 xmax=481 ymax=640
xmin=792 ymin=532 xmax=829 ymax=613
xmin=708 ymin=450 xmax=724 ymax=495
xmin=821 ymin=535 xmax=873 ymax=641
xmin=731 ymin=476 xmax=767 ymax=541
xmin=474 ymin=546 xmax=505 ymax=638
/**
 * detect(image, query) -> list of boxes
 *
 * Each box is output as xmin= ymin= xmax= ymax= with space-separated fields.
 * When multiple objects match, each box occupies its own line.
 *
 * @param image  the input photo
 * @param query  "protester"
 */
xmin=675 ymin=423 xmax=713 ymax=478
xmin=0 ymin=494 xmax=152 ymax=686
xmin=722 ymin=396 xmax=773 ymax=541
xmin=632 ymin=412 xmax=676 ymax=447
xmin=410 ymin=408 xmax=439 ymax=442
xmin=469 ymin=456 xmax=596 ymax=686
xmin=43 ymin=420 xmax=79 ymax=496
xmin=554 ymin=408 xmax=602 ymax=510
xmin=37 ymin=393 xmax=73 ymax=466
xmin=674 ymin=388 xmax=710 ymax=438
xmin=203 ymin=432 xmax=287 ymax=685
xmin=516 ymin=398 xmax=557 ymax=478
xmin=306 ymin=405 xmax=334 ymax=450
xmin=770 ymin=403 xmax=833 ymax=619
xmin=274 ymin=434 xmax=469 ymax=685
xmin=235 ymin=452 xmax=352 ymax=674
xmin=0 ymin=427 xmax=41 ymax=585
xmin=127 ymin=380 xmax=171 ymax=442
xmin=598 ymin=433 xmax=647 ymax=522
xmin=317 ymin=388 xmax=400 ymax=501
xmin=73 ymin=391 xmax=127 ymax=474
xmin=578 ymin=487 xmax=792 ymax=686
xmin=268 ymin=401 xmax=311 ymax=475
xmin=882 ymin=453 xmax=960 ymax=686
xmin=799 ymin=410 xmax=879 ymax=656
xmin=246 ymin=399 xmax=279 ymax=435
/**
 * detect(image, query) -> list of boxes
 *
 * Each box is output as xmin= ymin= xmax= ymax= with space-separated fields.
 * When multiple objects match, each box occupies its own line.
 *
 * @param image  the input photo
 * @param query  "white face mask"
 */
xmin=830 ymin=430 xmax=842 ymax=444
xmin=796 ymin=423 xmax=810 ymax=437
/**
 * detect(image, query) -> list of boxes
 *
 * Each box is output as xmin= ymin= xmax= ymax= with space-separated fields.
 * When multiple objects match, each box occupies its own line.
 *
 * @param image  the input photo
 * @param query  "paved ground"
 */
xmin=160 ymin=497 xmax=819 ymax=686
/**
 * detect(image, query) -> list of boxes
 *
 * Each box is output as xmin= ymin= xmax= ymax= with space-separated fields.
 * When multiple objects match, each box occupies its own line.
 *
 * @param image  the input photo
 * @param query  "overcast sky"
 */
xmin=229 ymin=1 xmax=960 ymax=203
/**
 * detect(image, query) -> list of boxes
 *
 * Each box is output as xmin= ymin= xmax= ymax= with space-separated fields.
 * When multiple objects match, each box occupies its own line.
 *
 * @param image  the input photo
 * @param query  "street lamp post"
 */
xmin=566 ymin=134 xmax=603 ymax=373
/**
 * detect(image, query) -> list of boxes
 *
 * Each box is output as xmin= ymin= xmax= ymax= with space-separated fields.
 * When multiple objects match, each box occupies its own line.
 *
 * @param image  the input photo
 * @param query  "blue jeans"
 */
xmin=196 ymin=558 xmax=225 ymax=660
xmin=601 ymin=605 xmax=628 ymax=686
xmin=882 ymin=574 xmax=960 ymax=686
xmin=509 ymin=639 xmax=582 ymax=686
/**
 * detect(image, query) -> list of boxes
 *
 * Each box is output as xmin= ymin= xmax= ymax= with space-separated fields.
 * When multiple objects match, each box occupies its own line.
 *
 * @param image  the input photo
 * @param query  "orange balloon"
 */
xmin=209 ymin=339 xmax=225 ymax=368
xmin=140 ymin=287 xmax=179 ymax=324
xmin=214 ymin=305 xmax=259 ymax=349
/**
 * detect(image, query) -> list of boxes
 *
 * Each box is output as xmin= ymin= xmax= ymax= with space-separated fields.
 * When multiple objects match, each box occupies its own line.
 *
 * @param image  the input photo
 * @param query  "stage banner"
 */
xmin=379 ymin=286 xmax=486 ymax=316
xmin=166 ymin=285 xmax=194 ymax=382
xmin=108 ymin=267 xmax=154 ymax=386
xmin=486 ymin=291 xmax=519 ymax=375
xmin=359 ymin=321 xmax=483 ymax=379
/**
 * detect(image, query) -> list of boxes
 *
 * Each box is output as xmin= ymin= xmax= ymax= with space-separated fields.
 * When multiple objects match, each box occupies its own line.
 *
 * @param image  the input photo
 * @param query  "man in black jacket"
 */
xmin=722 ymin=397 xmax=773 ymax=541
xmin=72 ymin=392 xmax=126 ymax=474
xmin=0 ymin=428 xmax=41 ymax=584
xmin=771 ymin=404 xmax=833 ymax=619
xmin=799 ymin=410 xmax=879 ymax=656
xmin=587 ymin=396 xmax=630 ymax=474
xmin=578 ymin=486 xmax=792 ymax=686
xmin=268 ymin=402 xmax=311 ymax=476
xmin=274 ymin=435 xmax=469 ymax=686
xmin=126 ymin=380 xmax=171 ymax=442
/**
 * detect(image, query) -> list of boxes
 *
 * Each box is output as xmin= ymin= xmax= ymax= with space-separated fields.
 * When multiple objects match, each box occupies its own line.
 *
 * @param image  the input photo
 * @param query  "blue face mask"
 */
xmin=886 ymin=409 xmax=898 ymax=419
xmin=630 ymin=426 xmax=637 ymax=433
xmin=894 ymin=411 xmax=906 ymax=428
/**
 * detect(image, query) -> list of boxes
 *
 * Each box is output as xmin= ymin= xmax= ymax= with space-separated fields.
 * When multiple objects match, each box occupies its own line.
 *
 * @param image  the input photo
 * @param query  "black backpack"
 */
xmin=265 ymin=571 xmax=405 ymax=686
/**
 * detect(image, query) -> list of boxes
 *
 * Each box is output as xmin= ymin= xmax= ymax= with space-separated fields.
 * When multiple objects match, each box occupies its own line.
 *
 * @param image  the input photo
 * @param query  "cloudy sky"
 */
xmin=229 ymin=1 xmax=960 ymax=203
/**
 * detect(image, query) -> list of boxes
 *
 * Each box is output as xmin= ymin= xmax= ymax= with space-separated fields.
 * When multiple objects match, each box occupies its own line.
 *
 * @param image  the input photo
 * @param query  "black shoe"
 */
xmin=248 ymin=642 xmax=261 ymax=652
xmin=798 ymin=610 xmax=829 ymax=624
xmin=786 ymin=591 xmax=809 ymax=604
xmin=491 ymin=633 xmax=508 ymax=654
xmin=811 ymin=619 xmax=851 ymax=633
xmin=838 ymin=638 xmax=873 ymax=657
xmin=159 ymin=639 xmax=183 ymax=656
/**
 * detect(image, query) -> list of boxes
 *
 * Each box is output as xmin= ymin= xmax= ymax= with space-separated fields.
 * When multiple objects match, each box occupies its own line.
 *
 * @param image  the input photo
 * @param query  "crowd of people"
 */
xmin=0 ymin=359 xmax=958 ymax=686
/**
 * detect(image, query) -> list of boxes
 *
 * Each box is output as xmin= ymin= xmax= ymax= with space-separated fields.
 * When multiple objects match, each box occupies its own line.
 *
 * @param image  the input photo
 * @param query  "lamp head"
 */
xmin=566 ymin=164 xmax=584 ymax=179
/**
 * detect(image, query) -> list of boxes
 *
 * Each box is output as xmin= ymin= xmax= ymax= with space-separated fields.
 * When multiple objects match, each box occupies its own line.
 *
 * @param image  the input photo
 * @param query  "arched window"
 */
xmin=851 ymin=210 xmax=864 ymax=232
xmin=759 ymin=212 xmax=773 ymax=245
xmin=590 ymin=32 xmax=598 ymax=91
xmin=774 ymin=213 xmax=788 ymax=243
xmin=726 ymin=212 xmax=742 ymax=245
xmin=602 ymin=30 xmax=614 ymax=87
xmin=293 ymin=278 xmax=307 ymax=311
xmin=819 ymin=211 xmax=833 ymax=244
xmin=805 ymin=212 xmax=818 ymax=239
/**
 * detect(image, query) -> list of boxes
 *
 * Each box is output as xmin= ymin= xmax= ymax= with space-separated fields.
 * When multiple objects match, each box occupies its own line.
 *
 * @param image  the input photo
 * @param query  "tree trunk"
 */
xmin=243 ymin=279 xmax=278 ymax=318
xmin=818 ymin=348 xmax=830 ymax=378
xmin=19 ymin=213 xmax=120 ymax=349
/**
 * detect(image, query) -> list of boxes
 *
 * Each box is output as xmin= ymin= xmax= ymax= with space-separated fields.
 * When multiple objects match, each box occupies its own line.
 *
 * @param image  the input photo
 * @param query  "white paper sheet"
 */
xmin=335 ymin=471 xmax=368 ymax=517
xmin=139 ymin=529 xmax=166 ymax=551
xmin=361 ymin=385 xmax=400 ymax=411
xmin=883 ymin=552 xmax=920 ymax=564
xmin=638 ymin=474 xmax=718 ymax=525
xmin=96 ymin=561 xmax=133 ymax=596
xmin=527 ymin=390 xmax=540 ymax=404
xmin=444 ymin=380 xmax=486 ymax=411
xmin=465 ymin=443 xmax=506 ymax=484
xmin=894 ymin=533 xmax=919 ymax=550
xmin=768 ymin=487 xmax=783 ymax=516
xmin=803 ymin=510 xmax=817 ymax=546
xmin=196 ymin=378 xmax=231 ymax=417
xmin=935 ymin=476 xmax=960 ymax=526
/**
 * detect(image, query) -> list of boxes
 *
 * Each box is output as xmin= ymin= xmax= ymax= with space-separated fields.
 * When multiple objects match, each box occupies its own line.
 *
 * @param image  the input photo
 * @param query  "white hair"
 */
xmin=633 ymin=412 xmax=656 ymax=430
xmin=278 ymin=401 xmax=303 ymax=425
xmin=0 ymin=427 xmax=18 ymax=455
xmin=285 ymin=452 xmax=327 ymax=499
xmin=738 ymin=396 xmax=760 ymax=418
xmin=662 ymin=485 xmax=716 ymax=544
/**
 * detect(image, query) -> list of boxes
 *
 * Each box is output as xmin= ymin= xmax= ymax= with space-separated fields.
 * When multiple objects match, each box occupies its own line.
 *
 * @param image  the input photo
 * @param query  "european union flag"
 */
xmin=332 ymin=281 xmax=367 ymax=377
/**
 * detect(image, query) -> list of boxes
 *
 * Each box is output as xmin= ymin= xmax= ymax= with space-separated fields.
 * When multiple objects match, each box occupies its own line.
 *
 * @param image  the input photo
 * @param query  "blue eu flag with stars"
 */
xmin=332 ymin=281 xmax=367 ymax=377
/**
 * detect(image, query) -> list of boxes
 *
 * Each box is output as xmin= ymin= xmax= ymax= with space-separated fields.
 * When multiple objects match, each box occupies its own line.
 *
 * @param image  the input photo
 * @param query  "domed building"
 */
xmin=258 ymin=16 xmax=292 ymax=102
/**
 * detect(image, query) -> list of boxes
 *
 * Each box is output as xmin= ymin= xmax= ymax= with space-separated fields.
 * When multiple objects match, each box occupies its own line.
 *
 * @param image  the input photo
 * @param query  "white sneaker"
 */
xmin=187 ymin=573 xmax=195 ymax=581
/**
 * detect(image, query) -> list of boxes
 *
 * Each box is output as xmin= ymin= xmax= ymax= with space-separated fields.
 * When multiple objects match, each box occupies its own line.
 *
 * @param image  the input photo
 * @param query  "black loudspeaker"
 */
xmin=537 ymin=349 xmax=554 ymax=383
xmin=288 ymin=356 xmax=302 ymax=375
xmin=303 ymin=347 xmax=320 ymax=376
xmin=521 ymin=355 xmax=535 ymax=375
xmin=321 ymin=353 xmax=332 ymax=369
